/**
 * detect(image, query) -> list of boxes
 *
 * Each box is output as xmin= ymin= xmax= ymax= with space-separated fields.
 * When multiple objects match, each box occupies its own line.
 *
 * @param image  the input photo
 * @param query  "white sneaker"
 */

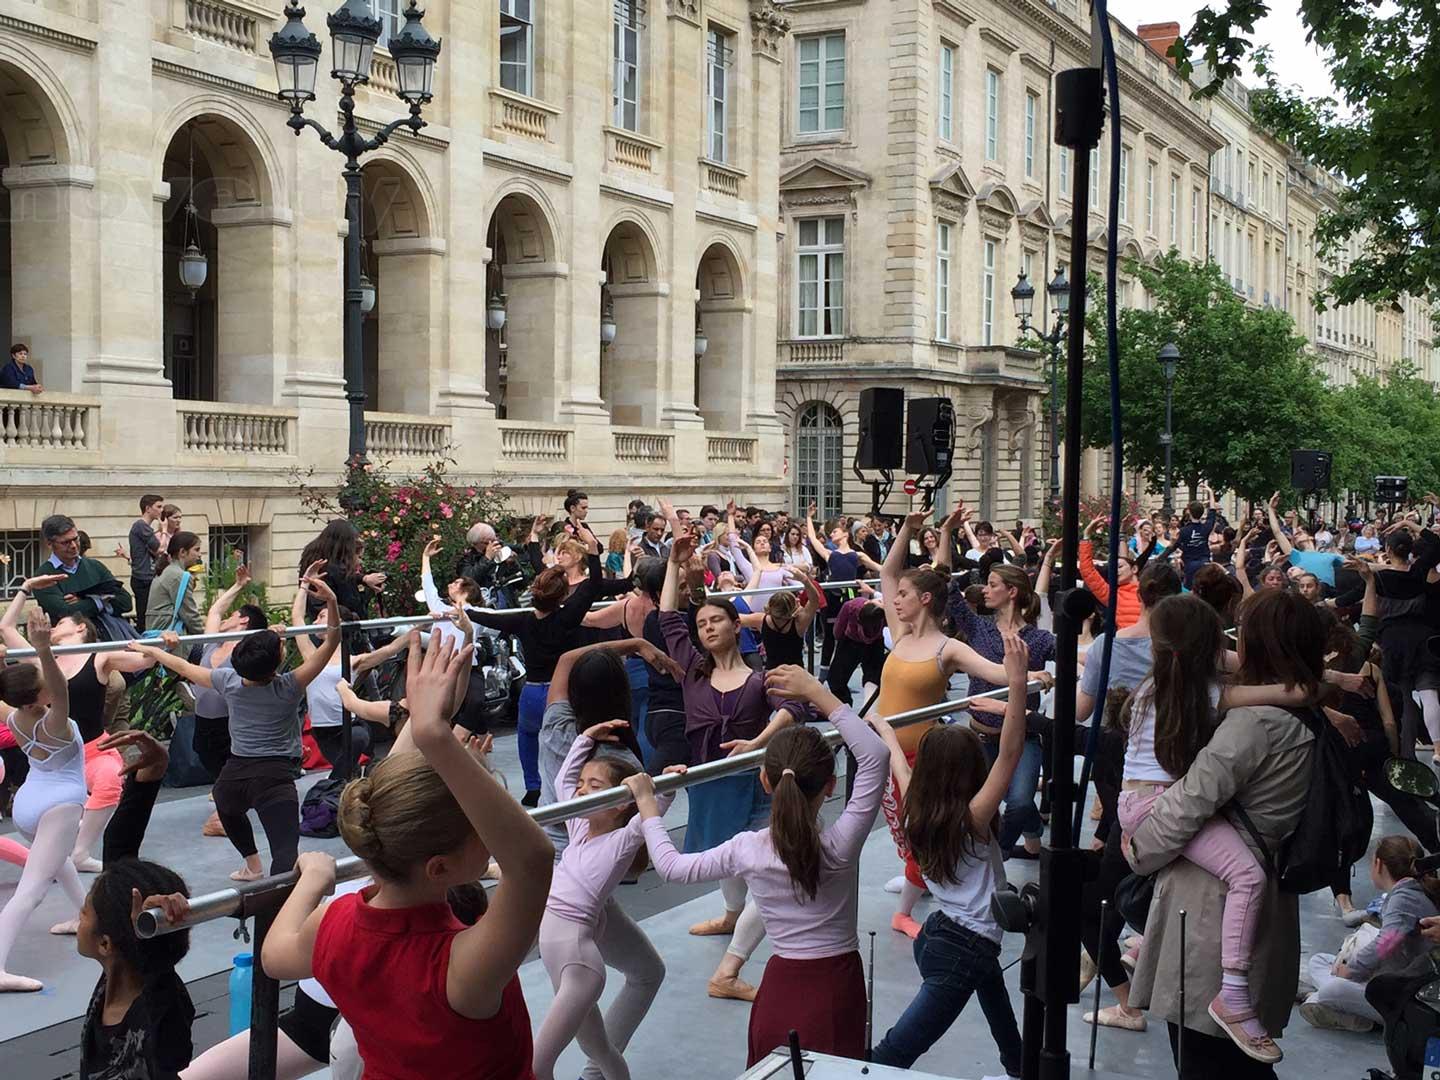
xmin=884 ymin=874 xmax=906 ymax=894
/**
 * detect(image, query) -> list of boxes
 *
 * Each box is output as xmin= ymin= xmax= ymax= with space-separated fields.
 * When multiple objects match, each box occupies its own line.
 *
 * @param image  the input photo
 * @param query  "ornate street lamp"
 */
xmin=487 ymin=291 xmax=508 ymax=331
xmin=178 ymin=125 xmax=209 ymax=295
xmin=1010 ymin=272 xmax=1036 ymax=332
xmin=268 ymin=1 xmax=441 ymax=470
xmin=1159 ymin=341 xmax=1182 ymax=519
xmin=694 ymin=309 xmax=708 ymax=359
xmin=1013 ymin=267 xmax=1071 ymax=509
xmin=600 ymin=293 xmax=617 ymax=347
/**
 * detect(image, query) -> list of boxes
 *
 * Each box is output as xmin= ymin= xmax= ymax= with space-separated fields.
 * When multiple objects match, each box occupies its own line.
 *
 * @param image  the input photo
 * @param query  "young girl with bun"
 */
xmin=624 ymin=662 xmax=889 ymax=1065
xmin=261 ymin=637 xmax=555 ymax=1079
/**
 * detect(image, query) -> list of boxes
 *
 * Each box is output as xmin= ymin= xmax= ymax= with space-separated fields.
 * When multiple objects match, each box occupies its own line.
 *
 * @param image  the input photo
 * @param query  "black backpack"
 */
xmin=1231 ymin=706 xmax=1372 ymax=895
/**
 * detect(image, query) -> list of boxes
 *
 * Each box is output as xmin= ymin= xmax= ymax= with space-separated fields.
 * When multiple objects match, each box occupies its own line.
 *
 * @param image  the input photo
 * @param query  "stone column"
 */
xmin=696 ymin=296 xmax=748 ymax=431
xmin=498 ymin=261 xmax=567 ymax=422
xmin=212 ymin=207 xmax=292 ymax=405
xmin=1 ymin=164 xmax=96 ymax=393
xmin=373 ymin=237 xmax=445 ymax=415
xmin=606 ymin=282 xmax=670 ymax=427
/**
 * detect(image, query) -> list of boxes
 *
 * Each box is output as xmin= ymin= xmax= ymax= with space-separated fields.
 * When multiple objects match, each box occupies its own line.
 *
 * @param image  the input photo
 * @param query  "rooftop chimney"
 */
xmin=1137 ymin=22 xmax=1181 ymax=66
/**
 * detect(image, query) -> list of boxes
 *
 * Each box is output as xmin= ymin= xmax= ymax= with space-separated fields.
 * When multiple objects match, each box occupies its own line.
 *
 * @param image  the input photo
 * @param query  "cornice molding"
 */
xmin=0 ymin=13 xmax=96 ymax=53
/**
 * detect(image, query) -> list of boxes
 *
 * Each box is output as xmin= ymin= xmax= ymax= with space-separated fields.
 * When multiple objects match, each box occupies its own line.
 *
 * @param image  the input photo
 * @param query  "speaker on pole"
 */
xmin=857 ymin=388 xmax=905 ymax=471
xmin=905 ymin=397 xmax=956 ymax=475
xmin=1289 ymin=449 xmax=1332 ymax=492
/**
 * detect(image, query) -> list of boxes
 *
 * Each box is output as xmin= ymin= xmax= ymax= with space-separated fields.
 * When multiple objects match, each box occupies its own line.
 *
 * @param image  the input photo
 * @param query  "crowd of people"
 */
xmin=1 ymin=484 xmax=1440 ymax=1079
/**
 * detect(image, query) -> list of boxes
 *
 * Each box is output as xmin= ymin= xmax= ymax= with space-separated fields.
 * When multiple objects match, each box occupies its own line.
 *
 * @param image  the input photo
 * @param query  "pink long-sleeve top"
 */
xmin=546 ymin=733 xmax=674 ymax=928
xmin=638 ymin=703 xmax=888 ymax=959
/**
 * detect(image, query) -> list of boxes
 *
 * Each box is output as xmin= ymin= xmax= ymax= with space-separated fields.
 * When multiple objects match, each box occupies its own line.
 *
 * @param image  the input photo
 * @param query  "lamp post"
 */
xmin=268 ymin=1 xmax=441 ymax=475
xmin=1012 ymin=266 xmax=1070 ymax=509
xmin=1159 ymin=341 xmax=1181 ymax=520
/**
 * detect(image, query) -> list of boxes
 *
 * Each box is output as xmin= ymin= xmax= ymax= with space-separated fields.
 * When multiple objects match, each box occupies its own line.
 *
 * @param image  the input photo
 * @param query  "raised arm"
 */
xmin=1077 ymin=533 xmax=1112 ymax=607
xmin=804 ymin=506 xmax=832 ymax=563
xmin=1 ymin=574 xmax=67 ymax=650
xmin=291 ymin=562 xmax=340 ymax=688
xmin=407 ymin=638 xmax=554 ymax=1019
xmin=791 ymin=568 xmax=825 ymax=636
xmin=28 ymin=610 xmax=70 ymax=742
xmin=126 ymin=640 xmax=215 ymax=688
xmin=1236 ymin=529 xmax=1258 ymax=599
xmin=288 ymin=583 xmax=316 ymax=660
xmin=421 ymin=539 xmax=447 ymax=613
xmin=1035 ymin=539 xmax=1060 ymax=597
xmin=1267 ymin=492 xmax=1294 ymax=557
xmin=205 ymin=564 xmax=252 ymax=634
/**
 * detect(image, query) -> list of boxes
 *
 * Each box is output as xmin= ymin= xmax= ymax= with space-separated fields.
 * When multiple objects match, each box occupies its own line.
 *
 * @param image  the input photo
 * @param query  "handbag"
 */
xmin=1113 ymin=871 xmax=1155 ymax=931
xmin=141 ymin=570 xmax=192 ymax=640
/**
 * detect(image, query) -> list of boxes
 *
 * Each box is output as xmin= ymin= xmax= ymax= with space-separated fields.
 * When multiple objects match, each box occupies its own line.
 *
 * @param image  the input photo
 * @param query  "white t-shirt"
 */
xmin=307 ymin=663 xmax=346 ymax=729
xmin=923 ymin=834 xmax=1007 ymax=944
xmin=1123 ymin=679 xmax=1222 ymax=783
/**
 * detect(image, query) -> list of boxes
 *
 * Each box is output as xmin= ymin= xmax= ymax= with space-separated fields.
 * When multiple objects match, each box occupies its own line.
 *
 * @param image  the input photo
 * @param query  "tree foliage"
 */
xmin=1075 ymin=251 xmax=1327 ymax=501
xmin=1324 ymin=365 xmax=1440 ymax=498
xmin=1168 ymin=1 xmax=1440 ymax=311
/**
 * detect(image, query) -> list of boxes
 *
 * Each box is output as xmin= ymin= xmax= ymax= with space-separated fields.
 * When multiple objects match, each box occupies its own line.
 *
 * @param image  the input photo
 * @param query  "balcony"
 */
xmin=177 ymin=402 xmax=296 ymax=458
xmin=0 ymin=390 xmax=100 ymax=461
xmin=364 ymin=412 xmax=452 ymax=459
xmin=182 ymin=0 xmax=260 ymax=54
xmin=498 ymin=421 xmax=572 ymax=465
xmin=782 ymin=339 xmax=846 ymax=365
xmin=489 ymin=88 xmax=559 ymax=144
xmin=606 ymin=126 xmax=662 ymax=174
xmin=613 ymin=429 xmax=673 ymax=466
xmin=706 ymin=435 xmax=757 ymax=466
xmin=369 ymin=51 xmax=399 ymax=96
xmin=701 ymin=159 xmax=745 ymax=200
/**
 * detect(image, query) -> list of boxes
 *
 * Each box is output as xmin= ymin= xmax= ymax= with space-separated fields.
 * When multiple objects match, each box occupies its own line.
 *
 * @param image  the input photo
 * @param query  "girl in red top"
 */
xmin=261 ymin=636 xmax=555 ymax=1080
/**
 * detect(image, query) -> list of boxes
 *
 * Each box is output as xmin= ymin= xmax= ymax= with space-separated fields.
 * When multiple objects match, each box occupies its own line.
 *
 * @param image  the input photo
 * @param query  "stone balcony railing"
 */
xmin=364 ymin=412 xmax=452 ymax=459
xmin=613 ymin=429 xmax=673 ymax=466
xmin=706 ymin=434 xmax=757 ymax=466
xmin=498 ymin=421 xmax=572 ymax=464
xmin=0 ymin=390 xmax=100 ymax=453
xmin=177 ymin=401 xmax=296 ymax=457
xmin=701 ymin=159 xmax=745 ymax=200
xmin=782 ymin=339 xmax=847 ymax=365
xmin=368 ymin=50 xmax=400 ymax=96
xmin=490 ymin=88 xmax=559 ymax=143
xmin=181 ymin=0 xmax=261 ymax=53
xmin=605 ymin=126 xmax=662 ymax=174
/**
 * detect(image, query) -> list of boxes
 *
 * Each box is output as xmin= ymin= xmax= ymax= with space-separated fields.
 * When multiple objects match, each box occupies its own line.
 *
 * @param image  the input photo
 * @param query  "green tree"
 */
xmin=1324 ymin=364 xmax=1440 ymax=498
xmin=1169 ymin=1 xmax=1440 ymax=311
xmin=1075 ymin=251 xmax=1328 ymax=501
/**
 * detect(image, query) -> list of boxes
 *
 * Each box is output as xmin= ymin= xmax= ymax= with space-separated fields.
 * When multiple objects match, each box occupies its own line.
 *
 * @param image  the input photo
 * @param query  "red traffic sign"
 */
xmin=903 ymin=478 xmax=919 ymax=495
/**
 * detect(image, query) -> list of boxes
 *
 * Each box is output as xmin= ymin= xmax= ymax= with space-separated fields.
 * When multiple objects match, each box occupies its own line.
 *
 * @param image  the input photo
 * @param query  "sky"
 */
xmin=1104 ymin=1 xmax=1340 ymax=100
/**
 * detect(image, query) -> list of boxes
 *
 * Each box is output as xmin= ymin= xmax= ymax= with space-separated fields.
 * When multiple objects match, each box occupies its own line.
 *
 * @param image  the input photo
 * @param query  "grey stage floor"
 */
xmin=0 ymin=721 xmax=1403 ymax=1080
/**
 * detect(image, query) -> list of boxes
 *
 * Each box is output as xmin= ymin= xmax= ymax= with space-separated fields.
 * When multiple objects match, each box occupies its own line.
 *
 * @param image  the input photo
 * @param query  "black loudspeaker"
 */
xmin=1290 ymin=449 xmax=1332 ymax=492
xmin=1376 ymin=475 xmax=1409 ymax=504
xmin=856 ymin=388 xmax=905 ymax=470
xmin=905 ymin=397 xmax=956 ymax=475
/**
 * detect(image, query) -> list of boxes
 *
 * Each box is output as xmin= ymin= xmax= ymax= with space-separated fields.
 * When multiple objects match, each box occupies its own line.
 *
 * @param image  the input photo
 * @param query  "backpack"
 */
xmin=300 ymin=777 xmax=347 ymax=839
xmin=1231 ymin=706 xmax=1372 ymax=894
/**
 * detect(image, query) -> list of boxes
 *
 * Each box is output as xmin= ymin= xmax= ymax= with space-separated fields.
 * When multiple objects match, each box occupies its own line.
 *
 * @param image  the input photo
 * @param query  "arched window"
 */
xmin=794 ymin=402 xmax=844 ymax=519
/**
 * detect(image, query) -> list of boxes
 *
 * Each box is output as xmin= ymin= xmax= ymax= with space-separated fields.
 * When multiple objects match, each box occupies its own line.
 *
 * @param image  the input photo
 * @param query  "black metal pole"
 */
xmin=246 ymin=907 xmax=280 ymax=1080
xmin=1161 ymin=373 xmax=1174 ymax=520
xmin=1049 ymin=332 xmax=1062 ymax=510
xmin=339 ymin=626 xmax=354 ymax=780
xmin=342 ymin=137 xmax=367 ymax=469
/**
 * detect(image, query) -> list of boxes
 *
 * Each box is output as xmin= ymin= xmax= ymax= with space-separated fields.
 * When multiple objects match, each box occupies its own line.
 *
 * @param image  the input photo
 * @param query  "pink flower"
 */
xmin=466 ymin=488 xmax=477 ymax=497
xmin=397 ymin=508 xmax=406 ymax=518
xmin=440 ymin=503 xmax=453 ymax=519
xmin=385 ymin=540 xmax=402 ymax=562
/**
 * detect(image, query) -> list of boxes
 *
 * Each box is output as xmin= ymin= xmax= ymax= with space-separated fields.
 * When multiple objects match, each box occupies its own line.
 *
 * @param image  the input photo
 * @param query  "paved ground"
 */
xmin=0 ymin=717 xmax=1403 ymax=1080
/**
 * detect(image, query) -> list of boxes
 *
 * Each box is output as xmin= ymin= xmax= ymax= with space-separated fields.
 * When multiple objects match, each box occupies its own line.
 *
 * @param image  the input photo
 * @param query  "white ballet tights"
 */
xmin=719 ymin=876 xmax=748 ymax=913
xmin=179 ymin=1027 xmax=319 ymax=1080
xmin=725 ymin=898 xmax=766 ymax=962
xmin=0 ymin=802 xmax=85 ymax=989
xmin=71 ymin=805 xmax=116 ymax=866
xmin=578 ymin=900 xmax=666 ymax=1080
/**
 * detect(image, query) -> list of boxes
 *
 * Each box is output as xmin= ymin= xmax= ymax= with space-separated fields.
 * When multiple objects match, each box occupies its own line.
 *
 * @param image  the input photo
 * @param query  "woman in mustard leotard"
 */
xmin=876 ymin=509 xmax=1011 ymax=939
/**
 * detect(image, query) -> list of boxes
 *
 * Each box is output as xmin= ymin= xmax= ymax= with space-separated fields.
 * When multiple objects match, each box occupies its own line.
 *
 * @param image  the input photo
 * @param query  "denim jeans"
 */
xmin=872 ymin=911 xmax=1022 ymax=1075
xmin=517 ymin=680 xmax=548 ymax=793
xmin=981 ymin=733 xmax=1045 ymax=848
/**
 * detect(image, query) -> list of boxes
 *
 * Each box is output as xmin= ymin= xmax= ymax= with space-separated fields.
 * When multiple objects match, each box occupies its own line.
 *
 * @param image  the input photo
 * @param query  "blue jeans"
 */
xmin=872 ymin=911 xmax=1022 ymax=1074
xmin=981 ymin=734 xmax=1045 ymax=848
xmin=518 ymin=680 xmax=548 ymax=793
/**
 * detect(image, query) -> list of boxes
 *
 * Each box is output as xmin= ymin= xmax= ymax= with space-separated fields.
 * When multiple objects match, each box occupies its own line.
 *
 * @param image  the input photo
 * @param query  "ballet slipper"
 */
xmin=891 ymin=912 xmax=922 ymax=939
xmin=707 ymin=975 xmax=758 ymax=1002
xmin=202 ymin=812 xmax=226 ymax=838
xmin=689 ymin=914 xmax=738 ymax=936
xmin=1084 ymin=1006 xmax=1146 ymax=1032
xmin=49 ymin=918 xmax=79 ymax=936
xmin=230 ymin=866 xmax=264 ymax=882
xmin=1090 ymin=797 xmax=1104 ymax=822
xmin=0 ymin=971 xmax=43 ymax=993
xmin=73 ymin=856 xmax=103 ymax=874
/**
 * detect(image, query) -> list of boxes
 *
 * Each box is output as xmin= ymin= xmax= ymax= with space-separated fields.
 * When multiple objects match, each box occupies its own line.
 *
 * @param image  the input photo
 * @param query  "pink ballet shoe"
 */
xmin=230 ymin=866 xmax=264 ymax=882
xmin=891 ymin=912 xmax=922 ymax=939
xmin=49 ymin=918 xmax=79 ymax=936
xmin=0 ymin=971 xmax=43 ymax=993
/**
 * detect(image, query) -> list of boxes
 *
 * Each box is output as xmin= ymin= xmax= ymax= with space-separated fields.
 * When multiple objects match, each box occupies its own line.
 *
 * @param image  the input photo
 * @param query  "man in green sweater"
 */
xmin=32 ymin=513 xmax=133 ymax=623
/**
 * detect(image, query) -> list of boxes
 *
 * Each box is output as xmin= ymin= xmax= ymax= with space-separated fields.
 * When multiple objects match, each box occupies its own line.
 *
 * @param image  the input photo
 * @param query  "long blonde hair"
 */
xmin=338 ymin=751 xmax=477 ymax=881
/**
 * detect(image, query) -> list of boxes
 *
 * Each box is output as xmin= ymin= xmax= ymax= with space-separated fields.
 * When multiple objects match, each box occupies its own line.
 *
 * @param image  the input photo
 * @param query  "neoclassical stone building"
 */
xmin=772 ymin=0 xmax=1222 ymax=521
xmin=0 ymin=0 xmax=791 ymax=595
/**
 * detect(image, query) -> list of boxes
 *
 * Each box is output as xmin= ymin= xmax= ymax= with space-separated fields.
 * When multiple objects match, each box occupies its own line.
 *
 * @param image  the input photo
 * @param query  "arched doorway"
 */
xmin=0 ymin=59 xmax=79 ymax=389
xmin=484 ymin=189 xmax=561 ymax=422
xmin=600 ymin=218 xmax=664 ymax=427
xmin=159 ymin=113 xmax=275 ymax=403
xmin=695 ymin=241 xmax=747 ymax=431
xmin=793 ymin=401 xmax=845 ymax=519
xmin=355 ymin=158 xmax=439 ymax=415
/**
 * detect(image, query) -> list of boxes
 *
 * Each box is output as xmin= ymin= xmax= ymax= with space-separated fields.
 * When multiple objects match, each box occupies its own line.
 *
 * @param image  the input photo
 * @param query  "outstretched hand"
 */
xmin=100 ymin=729 xmax=170 ymax=784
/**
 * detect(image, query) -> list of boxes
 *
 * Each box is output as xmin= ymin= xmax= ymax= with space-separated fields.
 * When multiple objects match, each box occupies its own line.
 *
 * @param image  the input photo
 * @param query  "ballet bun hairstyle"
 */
xmin=1374 ymin=834 xmax=1440 ymax=906
xmin=903 ymin=724 xmax=993 ymax=886
xmin=338 ymin=750 xmax=480 ymax=882
xmin=765 ymin=589 xmax=799 ymax=622
xmin=0 ymin=663 xmax=43 ymax=707
xmin=87 ymin=859 xmax=192 ymax=977
xmin=531 ymin=566 xmax=569 ymax=613
xmin=899 ymin=567 xmax=951 ymax=620
xmin=763 ymin=724 xmax=836 ymax=901
xmin=989 ymin=563 xmax=1041 ymax=625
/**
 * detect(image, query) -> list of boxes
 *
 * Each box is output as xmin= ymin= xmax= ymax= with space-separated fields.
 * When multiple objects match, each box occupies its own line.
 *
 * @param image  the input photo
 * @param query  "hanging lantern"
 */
xmin=359 ymin=271 xmax=377 ymax=314
xmin=694 ymin=312 xmax=708 ymax=359
xmin=179 ymin=240 xmax=209 ymax=292
xmin=600 ymin=294 xmax=617 ymax=346
xmin=487 ymin=291 xmax=508 ymax=331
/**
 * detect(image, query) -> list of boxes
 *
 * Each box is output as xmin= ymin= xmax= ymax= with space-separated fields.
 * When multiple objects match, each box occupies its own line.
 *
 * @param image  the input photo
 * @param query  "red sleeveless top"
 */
xmin=313 ymin=887 xmax=535 ymax=1080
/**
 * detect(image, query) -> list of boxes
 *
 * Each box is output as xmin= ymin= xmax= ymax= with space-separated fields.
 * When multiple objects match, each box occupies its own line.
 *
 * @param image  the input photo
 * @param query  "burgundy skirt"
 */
xmin=746 ymin=950 xmax=866 ymax=1067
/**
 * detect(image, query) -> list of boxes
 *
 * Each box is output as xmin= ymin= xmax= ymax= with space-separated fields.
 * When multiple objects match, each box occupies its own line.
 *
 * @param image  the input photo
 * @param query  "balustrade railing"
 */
xmin=368 ymin=51 xmax=399 ymax=95
xmin=363 ymin=413 xmax=451 ymax=459
xmin=613 ymin=430 xmax=672 ymax=464
xmin=607 ymin=127 xmax=658 ymax=173
xmin=499 ymin=423 xmax=571 ymax=463
xmin=184 ymin=0 xmax=258 ymax=53
xmin=784 ymin=340 xmax=846 ymax=364
xmin=706 ymin=434 xmax=756 ymax=466
xmin=0 ymin=391 xmax=98 ymax=451
xmin=702 ymin=161 xmax=742 ymax=199
xmin=491 ymin=88 xmax=556 ymax=142
xmin=177 ymin=403 xmax=295 ymax=456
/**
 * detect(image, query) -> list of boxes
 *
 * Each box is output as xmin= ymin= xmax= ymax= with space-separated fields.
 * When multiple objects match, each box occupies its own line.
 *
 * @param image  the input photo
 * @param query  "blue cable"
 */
xmin=1071 ymin=0 xmax=1126 ymax=842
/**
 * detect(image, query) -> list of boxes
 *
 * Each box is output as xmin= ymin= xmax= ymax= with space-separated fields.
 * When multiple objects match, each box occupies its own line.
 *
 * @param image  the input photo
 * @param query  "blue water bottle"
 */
xmin=228 ymin=953 xmax=254 ymax=1035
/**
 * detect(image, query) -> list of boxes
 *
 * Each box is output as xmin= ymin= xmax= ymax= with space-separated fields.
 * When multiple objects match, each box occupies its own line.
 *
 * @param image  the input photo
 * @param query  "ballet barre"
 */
xmin=135 ymin=677 xmax=1040 ymax=940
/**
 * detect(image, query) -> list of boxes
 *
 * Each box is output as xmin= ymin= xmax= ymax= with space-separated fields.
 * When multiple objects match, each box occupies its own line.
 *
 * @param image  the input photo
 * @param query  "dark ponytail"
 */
xmin=153 ymin=530 xmax=199 ymax=576
xmin=763 ymin=725 xmax=835 ymax=901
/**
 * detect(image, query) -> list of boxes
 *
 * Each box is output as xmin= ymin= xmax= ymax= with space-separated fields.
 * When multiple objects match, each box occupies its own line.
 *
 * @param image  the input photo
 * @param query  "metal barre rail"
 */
xmin=135 ymin=679 xmax=1039 ymax=938
xmin=0 ymin=572 xmax=974 ymax=659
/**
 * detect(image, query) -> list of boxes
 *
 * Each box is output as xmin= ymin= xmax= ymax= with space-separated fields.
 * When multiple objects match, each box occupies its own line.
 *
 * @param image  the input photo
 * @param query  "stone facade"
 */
xmin=772 ymin=1 xmax=1222 ymax=521
xmin=0 ymin=0 xmax=792 ymax=598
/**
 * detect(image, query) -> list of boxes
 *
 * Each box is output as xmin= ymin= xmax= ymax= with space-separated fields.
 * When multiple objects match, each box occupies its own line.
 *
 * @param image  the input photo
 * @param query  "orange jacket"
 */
xmin=1078 ymin=540 xmax=1142 ymax=629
